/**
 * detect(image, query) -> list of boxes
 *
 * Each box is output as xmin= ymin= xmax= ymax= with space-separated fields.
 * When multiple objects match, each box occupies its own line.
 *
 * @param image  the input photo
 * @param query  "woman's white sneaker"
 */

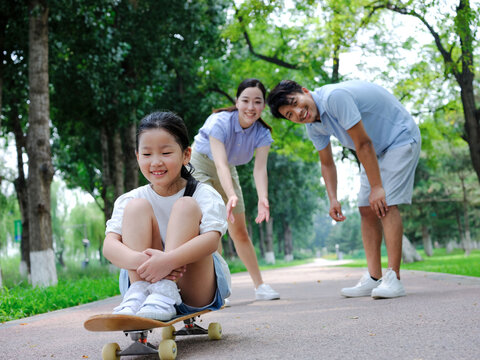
xmin=371 ymin=268 xmax=406 ymax=299
xmin=255 ymin=284 xmax=280 ymax=300
xmin=341 ymin=272 xmax=381 ymax=297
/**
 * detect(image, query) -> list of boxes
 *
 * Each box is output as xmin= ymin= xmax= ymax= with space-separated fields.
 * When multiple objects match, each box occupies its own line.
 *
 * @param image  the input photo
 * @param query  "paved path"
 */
xmin=1 ymin=260 xmax=479 ymax=360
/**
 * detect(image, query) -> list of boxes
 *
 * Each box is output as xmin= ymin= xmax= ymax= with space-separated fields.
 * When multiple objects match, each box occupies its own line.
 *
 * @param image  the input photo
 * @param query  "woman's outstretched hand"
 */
xmin=226 ymin=195 xmax=238 ymax=223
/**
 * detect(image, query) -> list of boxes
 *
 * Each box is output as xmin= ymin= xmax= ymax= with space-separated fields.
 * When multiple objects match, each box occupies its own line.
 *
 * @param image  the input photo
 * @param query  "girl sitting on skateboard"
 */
xmin=103 ymin=111 xmax=230 ymax=321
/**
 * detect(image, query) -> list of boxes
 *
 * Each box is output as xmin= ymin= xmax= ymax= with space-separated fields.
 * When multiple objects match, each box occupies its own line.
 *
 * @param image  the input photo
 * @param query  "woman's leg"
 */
xmin=164 ymin=197 xmax=217 ymax=308
xmin=228 ymin=212 xmax=263 ymax=288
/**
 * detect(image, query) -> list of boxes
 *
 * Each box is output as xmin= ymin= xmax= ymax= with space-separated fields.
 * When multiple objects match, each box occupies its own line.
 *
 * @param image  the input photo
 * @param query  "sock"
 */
xmin=371 ymin=276 xmax=379 ymax=281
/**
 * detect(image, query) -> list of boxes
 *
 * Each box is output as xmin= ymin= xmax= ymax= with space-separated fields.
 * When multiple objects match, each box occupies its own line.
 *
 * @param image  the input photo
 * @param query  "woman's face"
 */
xmin=235 ymin=86 xmax=266 ymax=129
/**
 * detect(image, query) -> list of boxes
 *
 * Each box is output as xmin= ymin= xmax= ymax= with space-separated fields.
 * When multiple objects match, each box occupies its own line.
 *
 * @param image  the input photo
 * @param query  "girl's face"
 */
xmin=136 ymin=128 xmax=191 ymax=196
xmin=235 ymin=86 xmax=265 ymax=129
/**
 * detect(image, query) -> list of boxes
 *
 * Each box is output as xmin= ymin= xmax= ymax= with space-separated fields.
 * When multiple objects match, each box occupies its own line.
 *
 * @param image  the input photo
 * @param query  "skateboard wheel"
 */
xmin=162 ymin=325 xmax=176 ymax=340
xmin=101 ymin=342 xmax=120 ymax=360
xmin=208 ymin=322 xmax=222 ymax=340
xmin=158 ymin=339 xmax=177 ymax=360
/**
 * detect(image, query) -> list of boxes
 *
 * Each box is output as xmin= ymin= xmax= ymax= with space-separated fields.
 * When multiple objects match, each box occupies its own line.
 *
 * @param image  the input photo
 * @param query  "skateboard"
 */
xmin=84 ymin=308 xmax=222 ymax=360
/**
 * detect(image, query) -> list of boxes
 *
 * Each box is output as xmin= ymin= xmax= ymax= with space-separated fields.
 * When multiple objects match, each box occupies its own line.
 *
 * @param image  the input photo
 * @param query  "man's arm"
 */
xmin=318 ymin=143 xmax=346 ymax=222
xmin=346 ymin=120 xmax=387 ymax=217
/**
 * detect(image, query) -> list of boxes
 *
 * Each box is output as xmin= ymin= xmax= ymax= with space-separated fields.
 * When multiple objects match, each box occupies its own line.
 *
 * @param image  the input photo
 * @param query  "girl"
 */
xmin=103 ymin=111 xmax=230 ymax=321
xmin=191 ymin=78 xmax=280 ymax=301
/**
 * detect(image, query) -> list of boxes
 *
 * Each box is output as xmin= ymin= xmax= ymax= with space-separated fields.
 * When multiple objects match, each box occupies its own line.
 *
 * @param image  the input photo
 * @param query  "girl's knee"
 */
xmin=124 ymin=198 xmax=154 ymax=217
xmin=172 ymin=197 xmax=202 ymax=219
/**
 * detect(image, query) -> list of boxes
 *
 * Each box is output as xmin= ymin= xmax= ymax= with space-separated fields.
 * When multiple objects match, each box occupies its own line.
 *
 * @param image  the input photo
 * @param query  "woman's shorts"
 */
xmin=190 ymin=149 xmax=245 ymax=214
xmin=357 ymin=140 xmax=421 ymax=207
xmin=118 ymin=252 xmax=231 ymax=315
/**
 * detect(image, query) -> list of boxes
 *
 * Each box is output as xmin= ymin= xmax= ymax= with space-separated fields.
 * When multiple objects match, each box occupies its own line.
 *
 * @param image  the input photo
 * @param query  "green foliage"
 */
xmin=0 ymin=262 xmax=119 ymax=323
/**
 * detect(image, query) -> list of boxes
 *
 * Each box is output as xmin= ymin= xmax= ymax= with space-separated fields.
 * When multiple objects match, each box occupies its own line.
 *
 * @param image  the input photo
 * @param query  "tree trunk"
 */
xmin=123 ymin=120 xmax=138 ymax=191
xmin=26 ymin=0 xmax=57 ymax=287
xmin=258 ymin=221 xmax=265 ymax=258
xmin=421 ymin=225 xmax=433 ymax=257
xmin=112 ymin=129 xmax=124 ymax=199
xmin=11 ymin=108 xmax=30 ymax=275
xmin=283 ymin=220 xmax=293 ymax=262
xmin=401 ymin=235 xmax=423 ymax=263
xmin=265 ymin=218 xmax=275 ymax=264
xmin=100 ymin=124 xmax=114 ymax=221
xmin=460 ymin=176 xmax=472 ymax=256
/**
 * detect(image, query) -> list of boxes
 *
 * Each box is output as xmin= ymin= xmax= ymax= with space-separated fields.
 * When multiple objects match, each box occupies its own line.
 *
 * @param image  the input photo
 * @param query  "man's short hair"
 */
xmin=267 ymin=80 xmax=304 ymax=119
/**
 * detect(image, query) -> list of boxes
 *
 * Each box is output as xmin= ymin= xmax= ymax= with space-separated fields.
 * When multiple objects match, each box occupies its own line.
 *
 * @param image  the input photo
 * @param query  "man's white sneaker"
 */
xmin=136 ymin=280 xmax=182 ymax=321
xmin=113 ymin=281 xmax=149 ymax=315
xmin=255 ymin=284 xmax=280 ymax=301
xmin=371 ymin=268 xmax=406 ymax=299
xmin=341 ymin=272 xmax=381 ymax=297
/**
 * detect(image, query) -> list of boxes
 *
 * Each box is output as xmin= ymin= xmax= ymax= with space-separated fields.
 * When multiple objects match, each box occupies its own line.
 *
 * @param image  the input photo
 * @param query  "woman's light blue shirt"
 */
xmin=305 ymin=80 xmax=420 ymax=155
xmin=193 ymin=110 xmax=273 ymax=166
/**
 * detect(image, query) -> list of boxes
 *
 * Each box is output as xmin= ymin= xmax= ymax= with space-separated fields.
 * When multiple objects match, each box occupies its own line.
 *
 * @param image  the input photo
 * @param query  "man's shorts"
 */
xmin=357 ymin=140 xmax=421 ymax=207
xmin=190 ymin=149 xmax=245 ymax=214
xmin=119 ymin=252 xmax=231 ymax=315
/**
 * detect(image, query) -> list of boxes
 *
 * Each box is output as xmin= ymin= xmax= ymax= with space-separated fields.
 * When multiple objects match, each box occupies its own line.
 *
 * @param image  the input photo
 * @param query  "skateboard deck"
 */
xmin=84 ymin=309 xmax=222 ymax=360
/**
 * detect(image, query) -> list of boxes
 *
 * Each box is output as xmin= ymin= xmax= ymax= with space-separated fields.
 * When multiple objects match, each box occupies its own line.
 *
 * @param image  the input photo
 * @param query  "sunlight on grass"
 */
xmin=341 ymin=248 xmax=480 ymax=277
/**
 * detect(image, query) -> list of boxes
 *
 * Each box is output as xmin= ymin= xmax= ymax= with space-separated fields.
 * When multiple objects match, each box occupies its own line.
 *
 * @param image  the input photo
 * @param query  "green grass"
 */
xmin=0 ymin=260 xmax=120 ymax=323
xmin=227 ymin=257 xmax=313 ymax=274
xmin=341 ymin=248 xmax=480 ymax=278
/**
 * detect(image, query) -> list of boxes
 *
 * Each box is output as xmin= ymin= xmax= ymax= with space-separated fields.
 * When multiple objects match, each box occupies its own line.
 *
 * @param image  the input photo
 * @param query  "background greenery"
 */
xmin=1 ymin=0 xmax=479 ymax=320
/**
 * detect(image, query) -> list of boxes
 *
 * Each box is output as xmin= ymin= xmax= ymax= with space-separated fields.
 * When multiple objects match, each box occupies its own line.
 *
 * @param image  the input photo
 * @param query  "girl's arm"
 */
xmin=209 ymin=136 xmax=237 ymax=222
xmin=137 ymin=231 xmax=221 ymax=283
xmin=103 ymin=232 xmax=149 ymax=270
xmin=252 ymin=145 xmax=270 ymax=223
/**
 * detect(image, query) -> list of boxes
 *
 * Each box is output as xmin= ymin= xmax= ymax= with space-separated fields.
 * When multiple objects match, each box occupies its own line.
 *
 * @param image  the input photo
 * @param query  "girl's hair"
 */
xmin=136 ymin=111 xmax=194 ymax=180
xmin=213 ymin=78 xmax=272 ymax=132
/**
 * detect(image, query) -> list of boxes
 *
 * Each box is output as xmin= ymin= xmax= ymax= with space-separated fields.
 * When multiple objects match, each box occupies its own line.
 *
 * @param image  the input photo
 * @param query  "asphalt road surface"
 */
xmin=1 ymin=259 xmax=479 ymax=360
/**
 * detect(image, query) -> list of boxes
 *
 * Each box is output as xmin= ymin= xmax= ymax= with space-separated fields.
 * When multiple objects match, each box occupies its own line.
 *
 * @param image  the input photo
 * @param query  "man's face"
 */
xmin=278 ymin=88 xmax=319 ymax=124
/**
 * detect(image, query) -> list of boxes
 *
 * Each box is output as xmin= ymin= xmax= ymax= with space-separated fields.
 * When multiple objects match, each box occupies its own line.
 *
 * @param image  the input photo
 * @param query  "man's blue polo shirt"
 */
xmin=306 ymin=80 xmax=420 ymax=155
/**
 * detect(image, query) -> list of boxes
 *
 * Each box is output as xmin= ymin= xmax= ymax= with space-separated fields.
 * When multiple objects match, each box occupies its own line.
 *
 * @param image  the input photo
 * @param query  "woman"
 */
xmin=191 ymin=78 xmax=280 ymax=301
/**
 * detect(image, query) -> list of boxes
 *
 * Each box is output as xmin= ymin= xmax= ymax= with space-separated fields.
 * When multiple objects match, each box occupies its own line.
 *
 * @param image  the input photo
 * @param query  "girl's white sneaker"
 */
xmin=136 ymin=280 xmax=182 ymax=321
xmin=113 ymin=281 xmax=149 ymax=315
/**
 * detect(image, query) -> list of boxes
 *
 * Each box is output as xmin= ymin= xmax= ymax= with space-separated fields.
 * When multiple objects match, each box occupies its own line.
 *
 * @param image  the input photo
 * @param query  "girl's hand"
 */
xmin=329 ymin=199 xmax=346 ymax=222
xmin=165 ymin=265 xmax=187 ymax=281
xmin=255 ymin=197 xmax=270 ymax=223
xmin=226 ymin=195 xmax=238 ymax=223
xmin=137 ymin=249 xmax=173 ymax=283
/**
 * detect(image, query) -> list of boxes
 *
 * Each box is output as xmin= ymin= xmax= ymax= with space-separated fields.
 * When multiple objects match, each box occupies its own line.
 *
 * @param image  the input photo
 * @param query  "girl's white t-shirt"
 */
xmin=105 ymin=182 xmax=228 ymax=243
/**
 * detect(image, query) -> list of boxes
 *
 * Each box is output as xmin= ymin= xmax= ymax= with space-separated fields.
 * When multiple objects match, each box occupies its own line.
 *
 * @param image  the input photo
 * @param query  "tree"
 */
xmin=367 ymin=0 xmax=480 ymax=183
xmin=26 ymin=0 xmax=56 ymax=287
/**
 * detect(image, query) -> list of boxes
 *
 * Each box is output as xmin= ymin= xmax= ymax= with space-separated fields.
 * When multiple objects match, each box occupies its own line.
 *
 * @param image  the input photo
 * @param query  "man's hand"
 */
xmin=329 ymin=199 xmax=346 ymax=222
xmin=255 ymin=197 xmax=270 ymax=223
xmin=369 ymin=186 xmax=388 ymax=218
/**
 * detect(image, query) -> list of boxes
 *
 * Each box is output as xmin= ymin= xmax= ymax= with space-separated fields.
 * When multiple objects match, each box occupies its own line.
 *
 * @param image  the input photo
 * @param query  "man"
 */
xmin=267 ymin=80 xmax=421 ymax=299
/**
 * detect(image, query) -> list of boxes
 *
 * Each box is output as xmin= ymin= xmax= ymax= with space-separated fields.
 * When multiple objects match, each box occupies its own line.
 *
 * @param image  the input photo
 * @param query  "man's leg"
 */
xmin=359 ymin=206 xmax=383 ymax=280
xmin=380 ymin=205 xmax=403 ymax=279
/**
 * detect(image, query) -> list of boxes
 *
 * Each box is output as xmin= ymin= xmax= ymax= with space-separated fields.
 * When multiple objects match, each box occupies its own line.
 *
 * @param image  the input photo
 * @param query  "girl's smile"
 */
xmin=136 ymin=128 xmax=191 ymax=196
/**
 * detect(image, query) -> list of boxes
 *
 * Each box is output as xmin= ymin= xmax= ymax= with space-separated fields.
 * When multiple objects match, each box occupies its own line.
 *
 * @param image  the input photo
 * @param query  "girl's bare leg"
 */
xmin=164 ymin=197 xmax=216 ymax=307
xmin=121 ymin=198 xmax=162 ymax=283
